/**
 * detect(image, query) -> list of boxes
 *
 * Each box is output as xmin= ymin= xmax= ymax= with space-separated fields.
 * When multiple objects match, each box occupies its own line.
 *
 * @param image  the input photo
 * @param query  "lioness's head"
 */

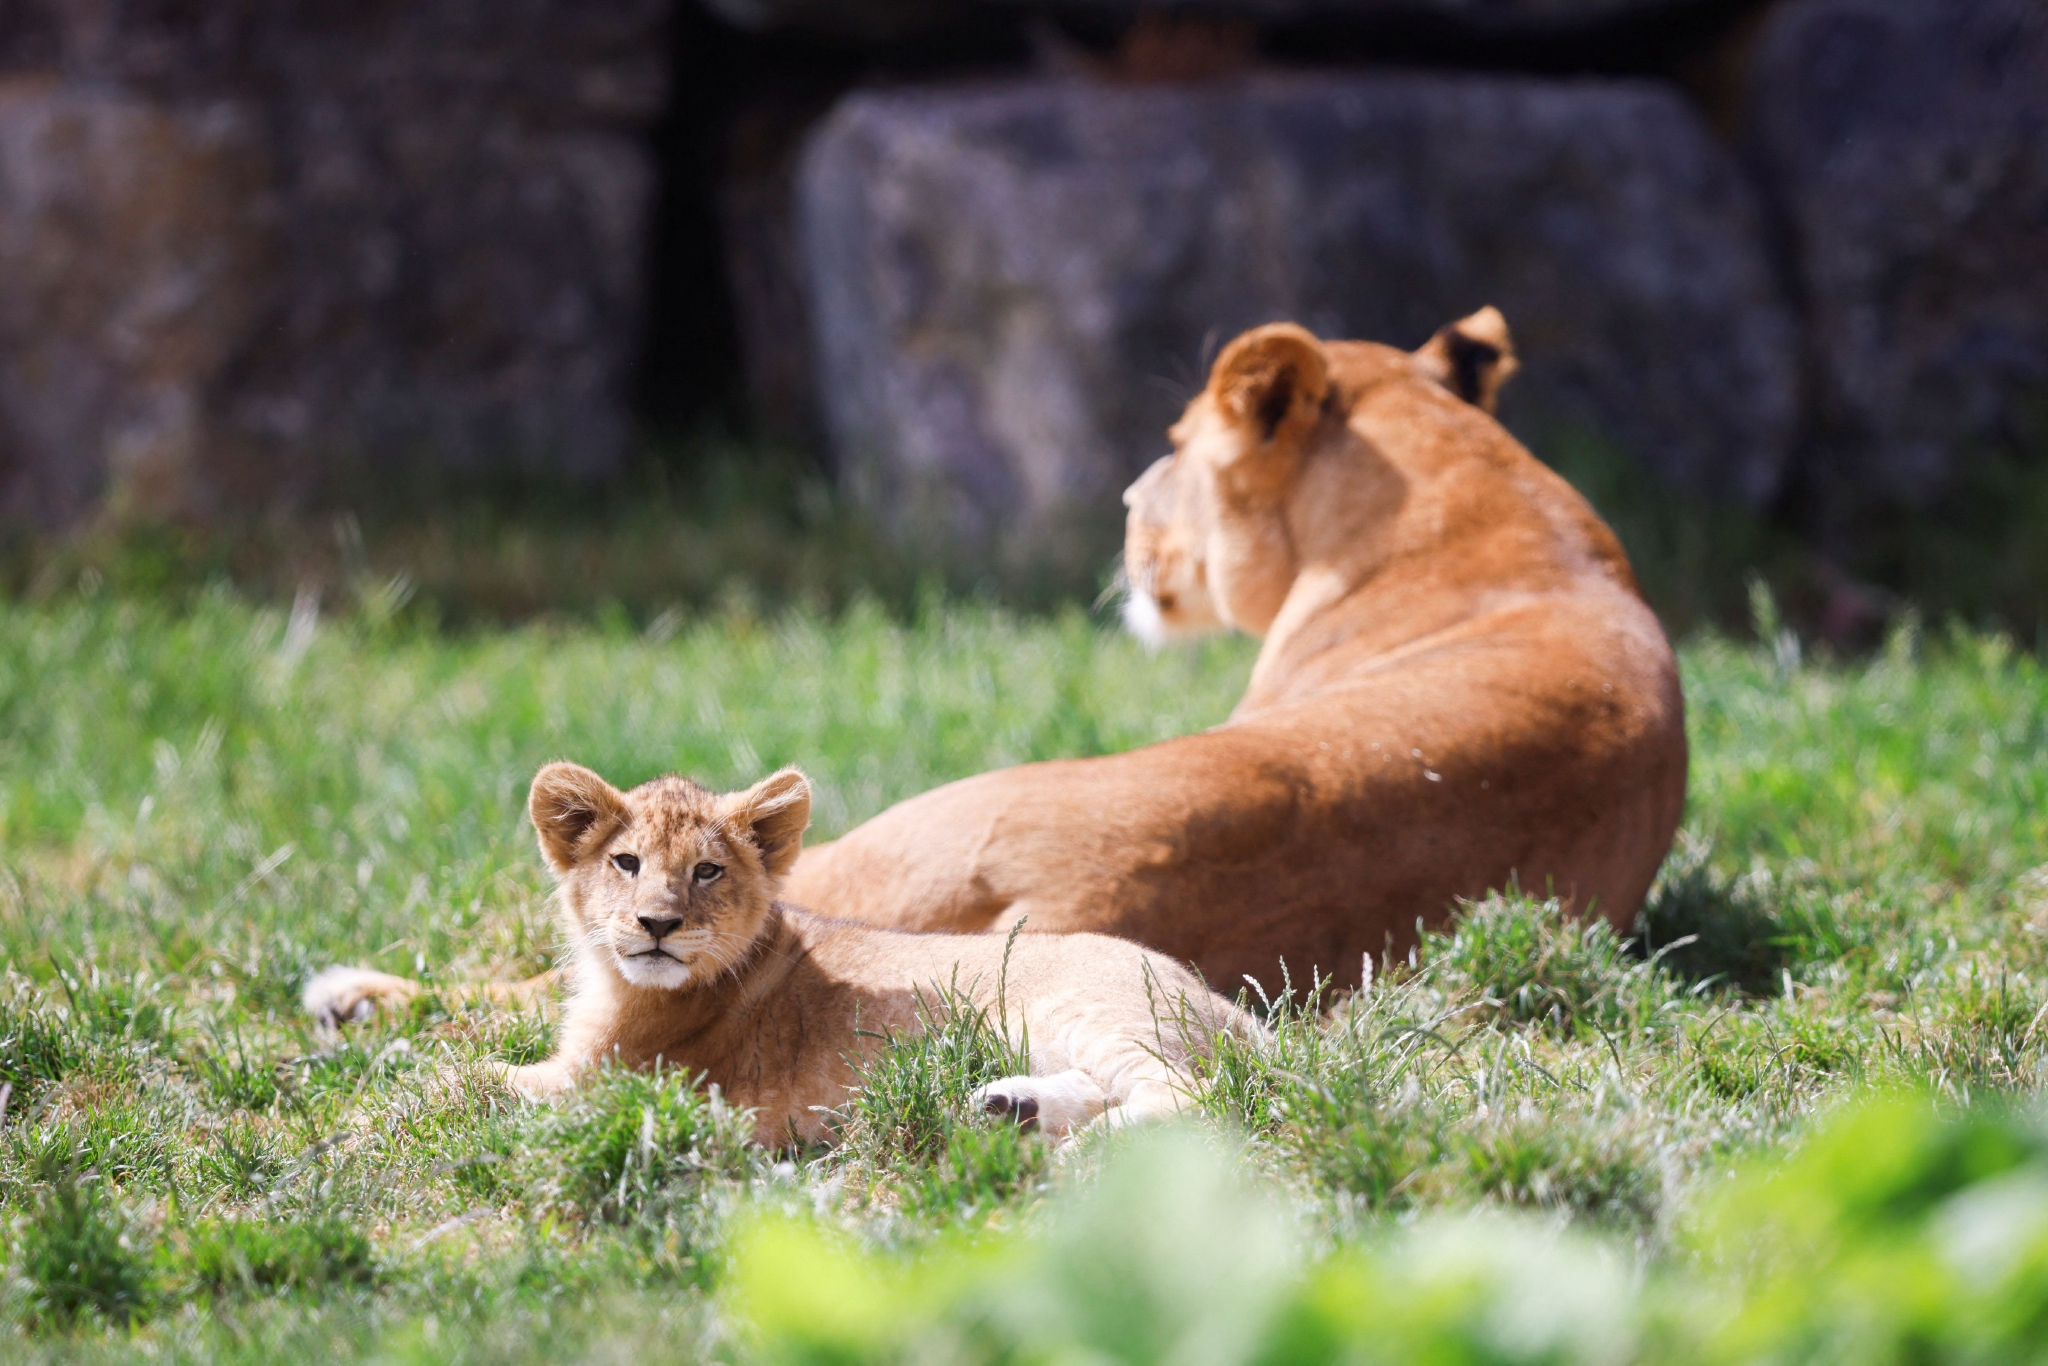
xmin=1120 ymin=307 xmax=1517 ymax=643
xmin=527 ymin=762 xmax=811 ymax=990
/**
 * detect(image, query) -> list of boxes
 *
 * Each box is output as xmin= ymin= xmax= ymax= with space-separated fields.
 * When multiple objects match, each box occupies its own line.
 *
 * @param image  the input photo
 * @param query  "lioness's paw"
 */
xmin=973 ymin=1070 xmax=1106 ymax=1137
xmin=977 ymin=1079 xmax=1040 ymax=1127
xmin=302 ymin=966 xmax=418 ymax=1029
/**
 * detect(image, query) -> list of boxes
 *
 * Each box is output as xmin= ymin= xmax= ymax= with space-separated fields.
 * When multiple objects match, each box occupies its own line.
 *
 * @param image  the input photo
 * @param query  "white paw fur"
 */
xmin=302 ymin=966 xmax=416 ymax=1029
xmin=973 ymin=1069 xmax=1109 ymax=1136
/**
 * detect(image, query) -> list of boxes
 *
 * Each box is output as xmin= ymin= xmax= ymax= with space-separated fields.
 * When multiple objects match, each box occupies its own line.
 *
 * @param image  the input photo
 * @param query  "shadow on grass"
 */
xmin=1633 ymin=836 xmax=1873 ymax=995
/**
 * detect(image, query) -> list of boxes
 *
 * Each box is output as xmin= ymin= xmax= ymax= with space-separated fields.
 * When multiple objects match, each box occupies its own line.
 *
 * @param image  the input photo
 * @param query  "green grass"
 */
xmin=10 ymin=416 xmax=2048 ymax=642
xmin=2 ymin=591 xmax=2047 ymax=1360
xmin=0 ymin=442 xmax=1103 ymax=630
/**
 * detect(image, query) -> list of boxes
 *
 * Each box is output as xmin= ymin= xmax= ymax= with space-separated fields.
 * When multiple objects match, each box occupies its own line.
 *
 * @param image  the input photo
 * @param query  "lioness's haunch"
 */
xmin=782 ymin=309 xmax=1688 ymax=994
xmin=304 ymin=763 xmax=1245 ymax=1143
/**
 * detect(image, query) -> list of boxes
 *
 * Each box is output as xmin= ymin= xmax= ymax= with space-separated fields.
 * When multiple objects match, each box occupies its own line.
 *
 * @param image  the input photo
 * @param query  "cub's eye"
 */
xmin=611 ymin=853 xmax=640 ymax=875
xmin=693 ymin=861 xmax=723 ymax=883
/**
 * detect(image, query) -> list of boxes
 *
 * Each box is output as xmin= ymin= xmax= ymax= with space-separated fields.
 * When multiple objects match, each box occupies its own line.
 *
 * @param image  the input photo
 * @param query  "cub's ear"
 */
xmin=1209 ymin=323 xmax=1331 ymax=464
xmin=735 ymin=768 xmax=812 ymax=880
xmin=1414 ymin=305 xmax=1519 ymax=413
xmin=528 ymin=762 xmax=628 ymax=875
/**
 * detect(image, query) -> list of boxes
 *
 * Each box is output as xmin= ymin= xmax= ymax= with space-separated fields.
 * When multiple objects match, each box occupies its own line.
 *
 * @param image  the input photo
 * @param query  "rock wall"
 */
xmin=1744 ymin=0 xmax=2048 ymax=532
xmin=3 ymin=0 xmax=2044 ymax=586
xmin=799 ymin=73 xmax=1796 ymax=557
xmin=0 ymin=80 xmax=270 ymax=523
xmin=0 ymin=1 xmax=667 ymax=523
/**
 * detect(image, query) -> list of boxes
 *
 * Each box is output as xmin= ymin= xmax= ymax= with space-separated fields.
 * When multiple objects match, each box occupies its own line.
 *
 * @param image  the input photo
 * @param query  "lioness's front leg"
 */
xmin=302 ymin=966 xmax=560 ymax=1029
xmin=303 ymin=966 xmax=421 ymax=1028
xmin=501 ymin=1059 xmax=577 ymax=1099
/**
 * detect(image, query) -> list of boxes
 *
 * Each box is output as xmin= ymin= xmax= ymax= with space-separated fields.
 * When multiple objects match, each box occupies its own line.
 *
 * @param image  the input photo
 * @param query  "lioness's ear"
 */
xmin=528 ymin=762 xmax=628 ymax=875
xmin=736 ymin=768 xmax=811 ymax=880
xmin=1209 ymin=323 xmax=1331 ymax=459
xmin=1414 ymin=305 xmax=1519 ymax=413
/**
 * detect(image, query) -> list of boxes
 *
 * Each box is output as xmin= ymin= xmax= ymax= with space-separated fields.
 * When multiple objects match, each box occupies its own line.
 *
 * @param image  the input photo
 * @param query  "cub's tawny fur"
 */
xmin=782 ymin=309 xmax=1688 ymax=993
xmin=305 ymin=763 xmax=1245 ymax=1143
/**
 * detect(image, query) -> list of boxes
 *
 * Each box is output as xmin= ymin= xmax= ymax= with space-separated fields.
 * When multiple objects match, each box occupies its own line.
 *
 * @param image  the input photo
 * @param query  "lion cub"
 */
xmin=304 ymin=762 xmax=1247 ymax=1143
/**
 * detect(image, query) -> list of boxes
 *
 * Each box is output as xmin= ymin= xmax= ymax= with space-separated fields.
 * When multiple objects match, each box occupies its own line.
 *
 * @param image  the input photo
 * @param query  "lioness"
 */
xmin=782 ymin=309 xmax=1688 ymax=993
xmin=304 ymin=763 xmax=1244 ymax=1142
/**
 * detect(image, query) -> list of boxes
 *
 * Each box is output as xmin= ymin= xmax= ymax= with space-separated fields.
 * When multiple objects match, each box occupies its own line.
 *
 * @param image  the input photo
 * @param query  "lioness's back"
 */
xmin=785 ymin=311 xmax=1686 ymax=993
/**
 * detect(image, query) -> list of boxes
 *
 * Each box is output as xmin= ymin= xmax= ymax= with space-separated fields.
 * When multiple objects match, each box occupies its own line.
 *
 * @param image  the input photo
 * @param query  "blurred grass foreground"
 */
xmin=2 ymin=590 xmax=2048 ymax=1360
xmin=736 ymin=1099 xmax=2048 ymax=1365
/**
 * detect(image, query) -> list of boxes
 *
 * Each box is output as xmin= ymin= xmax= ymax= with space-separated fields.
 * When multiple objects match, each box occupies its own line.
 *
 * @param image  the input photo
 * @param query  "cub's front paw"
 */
xmin=302 ymin=966 xmax=418 ymax=1029
xmin=972 ymin=1070 xmax=1106 ymax=1137
xmin=501 ymin=1060 xmax=575 ymax=1100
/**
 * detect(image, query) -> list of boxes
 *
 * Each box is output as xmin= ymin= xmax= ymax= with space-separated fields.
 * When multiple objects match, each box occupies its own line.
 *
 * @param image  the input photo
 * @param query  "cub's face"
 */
xmin=527 ymin=764 xmax=811 ymax=991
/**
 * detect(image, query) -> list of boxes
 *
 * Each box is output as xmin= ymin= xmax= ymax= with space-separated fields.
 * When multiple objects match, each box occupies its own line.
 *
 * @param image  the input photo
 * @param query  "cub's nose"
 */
xmin=636 ymin=914 xmax=682 ymax=941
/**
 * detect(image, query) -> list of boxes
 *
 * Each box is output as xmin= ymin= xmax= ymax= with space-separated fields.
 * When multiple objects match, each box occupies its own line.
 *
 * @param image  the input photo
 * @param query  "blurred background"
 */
xmin=0 ymin=0 xmax=2041 ymax=639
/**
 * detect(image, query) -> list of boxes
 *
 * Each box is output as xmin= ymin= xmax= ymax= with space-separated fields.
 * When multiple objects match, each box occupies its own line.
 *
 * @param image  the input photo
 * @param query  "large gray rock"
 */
xmin=799 ymin=73 xmax=1797 ymax=559
xmin=0 ymin=1 xmax=665 ymax=522
xmin=1746 ymin=0 xmax=2048 ymax=520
